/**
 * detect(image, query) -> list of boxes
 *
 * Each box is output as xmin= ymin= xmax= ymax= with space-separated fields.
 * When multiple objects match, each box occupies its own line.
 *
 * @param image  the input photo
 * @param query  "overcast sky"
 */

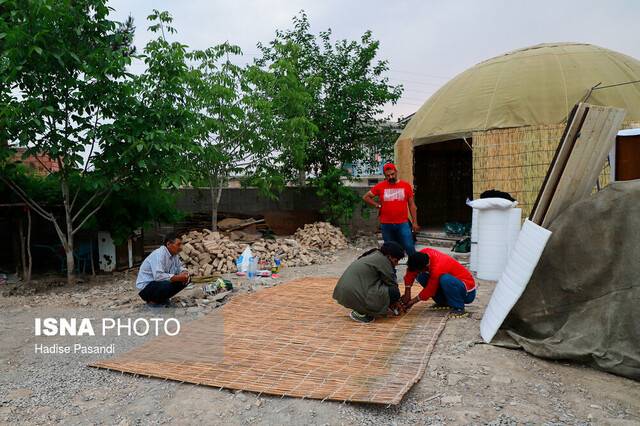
xmin=109 ymin=0 xmax=640 ymax=120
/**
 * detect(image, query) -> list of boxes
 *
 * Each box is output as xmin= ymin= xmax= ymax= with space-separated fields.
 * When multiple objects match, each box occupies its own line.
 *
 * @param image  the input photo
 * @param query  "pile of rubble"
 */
xmin=180 ymin=230 xmax=239 ymax=275
xmin=350 ymin=231 xmax=380 ymax=250
xmin=179 ymin=227 xmax=338 ymax=276
xmin=293 ymin=222 xmax=349 ymax=251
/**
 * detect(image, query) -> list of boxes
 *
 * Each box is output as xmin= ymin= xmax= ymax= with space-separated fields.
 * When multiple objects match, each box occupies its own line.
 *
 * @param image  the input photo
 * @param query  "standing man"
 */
xmin=363 ymin=163 xmax=418 ymax=256
xmin=136 ymin=232 xmax=191 ymax=306
xmin=402 ymin=248 xmax=476 ymax=317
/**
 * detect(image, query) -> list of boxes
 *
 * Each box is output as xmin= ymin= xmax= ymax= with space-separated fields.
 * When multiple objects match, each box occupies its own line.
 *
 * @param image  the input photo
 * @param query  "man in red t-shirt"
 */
xmin=402 ymin=248 xmax=476 ymax=316
xmin=363 ymin=163 xmax=418 ymax=255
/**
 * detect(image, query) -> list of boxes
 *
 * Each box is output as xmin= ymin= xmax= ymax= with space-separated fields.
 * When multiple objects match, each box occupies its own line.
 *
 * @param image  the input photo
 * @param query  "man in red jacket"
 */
xmin=402 ymin=248 xmax=476 ymax=316
xmin=363 ymin=163 xmax=418 ymax=256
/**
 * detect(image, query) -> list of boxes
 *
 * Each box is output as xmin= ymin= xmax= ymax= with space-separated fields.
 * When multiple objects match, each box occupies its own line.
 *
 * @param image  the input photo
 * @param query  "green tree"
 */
xmin=90 ymin=185 xmax=183 ymax=245
xmin=187 ymin=40 xmax=317 ymax=229
xmin=256 ymin=12 xmax=402 ymax=176
xmin=311 ymin=167 xmax=360 ymax=228
xmin=187 ymin=43 xmax=254 ymax=231
xmin=0 ymin=3 xmax=198 ymax=283
xmin=255 ymin=12 xmax=402 ymax=224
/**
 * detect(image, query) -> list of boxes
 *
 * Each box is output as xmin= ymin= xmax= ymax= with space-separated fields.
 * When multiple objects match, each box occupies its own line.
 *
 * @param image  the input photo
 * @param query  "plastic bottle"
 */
xmin=236 ymin=255 xmax=245 ymax=276
xmin=247 ymin=256 xmax=257 ymax=280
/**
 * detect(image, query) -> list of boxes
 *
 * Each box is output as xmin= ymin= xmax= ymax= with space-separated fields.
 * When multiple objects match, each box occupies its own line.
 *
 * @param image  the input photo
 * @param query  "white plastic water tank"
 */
xmin=470 ymin=209 xmax=479 ymax=272
xmin=467 ymin=197 xmax=520 ymax=280
xmin=476 ymin=209 xmax=512 ymax=280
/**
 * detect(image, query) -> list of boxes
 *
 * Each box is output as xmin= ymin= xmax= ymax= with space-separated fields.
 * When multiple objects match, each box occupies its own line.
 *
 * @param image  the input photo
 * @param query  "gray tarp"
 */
xmin=498 ymin=180 xmax=640 ymax=380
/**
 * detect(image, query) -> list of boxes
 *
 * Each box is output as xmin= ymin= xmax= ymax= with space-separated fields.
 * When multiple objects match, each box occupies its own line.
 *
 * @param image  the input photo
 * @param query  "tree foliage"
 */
xmin=256 ymin=12 xmax=402 ymax=177
xmin=0 ymin=2 xmax=199 ymax=281
xmin=1 ymin=4 xmax=403 ymax=276
xmin=253 ymin=12 xmax=402 ymax=225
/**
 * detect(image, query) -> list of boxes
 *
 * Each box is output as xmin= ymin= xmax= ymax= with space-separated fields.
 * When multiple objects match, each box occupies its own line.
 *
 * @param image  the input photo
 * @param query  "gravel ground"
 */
xmin=1 ymin=247 xmax=639 ymax=425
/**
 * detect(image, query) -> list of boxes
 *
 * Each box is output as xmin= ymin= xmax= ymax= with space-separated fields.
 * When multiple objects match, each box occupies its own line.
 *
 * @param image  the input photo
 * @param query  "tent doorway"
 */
xmin=413 ymin=139 xmax=473 ymax=229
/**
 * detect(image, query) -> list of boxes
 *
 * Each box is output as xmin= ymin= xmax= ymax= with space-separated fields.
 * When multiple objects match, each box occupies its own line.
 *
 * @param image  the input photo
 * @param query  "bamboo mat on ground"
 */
xmin=91 ymin=277 xmax=448 ymax=405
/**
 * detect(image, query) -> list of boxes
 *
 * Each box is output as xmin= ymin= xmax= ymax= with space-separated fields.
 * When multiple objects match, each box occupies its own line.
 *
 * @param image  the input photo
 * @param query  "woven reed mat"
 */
xmin=91 ymin=277 xmax=448 ymax=405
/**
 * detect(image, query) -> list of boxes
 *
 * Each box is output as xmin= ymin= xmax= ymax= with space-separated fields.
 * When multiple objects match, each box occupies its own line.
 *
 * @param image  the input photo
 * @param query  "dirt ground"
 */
xmin=1 ymin=247 xmax=639 ymax=425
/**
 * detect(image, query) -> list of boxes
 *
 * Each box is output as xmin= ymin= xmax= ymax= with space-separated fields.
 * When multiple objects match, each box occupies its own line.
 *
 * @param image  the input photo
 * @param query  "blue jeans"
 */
xmin=380 ymin=222 xmax=416 ymax=256
xmin=417 ymin=273 xmax=476 ymax=309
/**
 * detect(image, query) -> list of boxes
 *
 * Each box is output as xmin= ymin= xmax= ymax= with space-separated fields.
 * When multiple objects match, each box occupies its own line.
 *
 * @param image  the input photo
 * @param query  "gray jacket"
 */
xmin=332 ymin=250 xmax=398 ymax=316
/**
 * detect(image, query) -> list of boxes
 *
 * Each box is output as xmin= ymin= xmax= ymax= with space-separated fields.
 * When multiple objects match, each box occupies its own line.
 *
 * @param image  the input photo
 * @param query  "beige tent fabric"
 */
xmin=398 ymin=43 xmax=640 ymax=147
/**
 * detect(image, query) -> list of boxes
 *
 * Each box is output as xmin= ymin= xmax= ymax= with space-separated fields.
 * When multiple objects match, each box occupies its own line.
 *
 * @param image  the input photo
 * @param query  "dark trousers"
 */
xmin=416 ymin=273 xmax=476 ymax=309
xmin=138 ymin=280 xmax=188 ymax=303
xmin=380 ymin=221 xmax=416 ymax=256
xmin=388 ymin=285 xmax=401 ymax=304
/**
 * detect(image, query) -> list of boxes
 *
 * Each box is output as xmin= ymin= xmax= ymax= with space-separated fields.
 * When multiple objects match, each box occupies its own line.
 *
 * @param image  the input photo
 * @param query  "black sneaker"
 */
xmin=428 ymin=303 xmax=450 ymax=311
xmin=146 ymin=300 xmax=177 ymax=308
xmin=449 ymin=308 xmax=469 ymax=318
xmin=350 ymin=310 xmax=375 ymax=323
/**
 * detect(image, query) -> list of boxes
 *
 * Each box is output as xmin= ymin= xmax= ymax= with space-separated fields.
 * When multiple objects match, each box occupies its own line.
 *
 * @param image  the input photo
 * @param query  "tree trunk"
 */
xmin=90 ymin=242 xmax=95 ymax=277
xmin=209 ymin=175 xmax=218 ymax=231
xmin=26 ymin=208 xmax=32 ymax=282
xmin=18 ymin=209 xmax=33 ymax=283
xmin=297 ymin=168 xmax=306 ymax=187
xmin=61 ymin=179 xmax=75 ymax=284
xmin=19 ymin=216 xmax=27 ymax=281
xmin=209 ymin=173 xmax=224 ymax=231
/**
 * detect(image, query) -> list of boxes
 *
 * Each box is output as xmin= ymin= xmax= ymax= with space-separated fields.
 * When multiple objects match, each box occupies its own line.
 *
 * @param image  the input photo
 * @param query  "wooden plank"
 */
xmin=530 ymin=103 xmax=589 ymax=224
xmin=538 ymin=104 xmax=626 ymax=227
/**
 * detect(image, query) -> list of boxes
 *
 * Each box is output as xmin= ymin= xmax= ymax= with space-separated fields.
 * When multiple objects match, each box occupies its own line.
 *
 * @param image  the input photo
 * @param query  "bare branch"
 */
xmin=72 ymin=188 xmax=112 ymax=235
xmin=83 ymin=111 xmax=100 ymax=176
xmin=32 ymin=153 xmax=54 ymax=175
xmin=71 ymin=109 xmax=100 ymax=210
xmin=0 ymin=175 xmax=55 ymax=221
xmin=71 ymin=189 xmax=103 ymax=223
xmin=0 ymin=175 xmax=68 ymax=247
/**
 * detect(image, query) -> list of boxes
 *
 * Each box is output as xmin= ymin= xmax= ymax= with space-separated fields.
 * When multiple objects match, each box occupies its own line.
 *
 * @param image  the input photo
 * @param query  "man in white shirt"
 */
xmin=136 ymin=232 xmax=190 ymax=306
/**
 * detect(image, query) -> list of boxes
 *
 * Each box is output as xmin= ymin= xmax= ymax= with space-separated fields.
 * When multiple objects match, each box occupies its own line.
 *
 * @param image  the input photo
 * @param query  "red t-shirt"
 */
xmin=404 ymin=248 xmax=476 ymax=301
xmin=371 ymin=180 xmax=414 ymax=224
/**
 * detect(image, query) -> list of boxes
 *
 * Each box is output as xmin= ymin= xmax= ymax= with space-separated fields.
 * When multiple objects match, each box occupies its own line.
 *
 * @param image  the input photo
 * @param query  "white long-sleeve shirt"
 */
xmin=136 ymin=246 xmax=186 ymax=290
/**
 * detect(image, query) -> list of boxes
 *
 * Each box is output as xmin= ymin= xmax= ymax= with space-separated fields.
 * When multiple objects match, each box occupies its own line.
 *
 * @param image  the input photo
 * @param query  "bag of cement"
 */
xmin=466 ymin=197 xmax=517 ymax=210
xmin=236 ymin=247 xmax=253 ymax=275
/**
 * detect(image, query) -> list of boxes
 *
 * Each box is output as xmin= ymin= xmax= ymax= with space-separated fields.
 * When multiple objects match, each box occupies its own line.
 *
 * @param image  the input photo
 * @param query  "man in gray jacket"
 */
xmin=333 ymin=242 xmax=405 ymax=323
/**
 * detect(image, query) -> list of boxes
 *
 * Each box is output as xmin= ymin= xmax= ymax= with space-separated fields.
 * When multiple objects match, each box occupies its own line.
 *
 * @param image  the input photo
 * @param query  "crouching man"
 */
xmin=136 ymin=232 xmax=190 ymax=306
xmin=403 ymin=248 xmax=476 ymax=317
xmin=333 ymin=242 xmax=405 ymax=323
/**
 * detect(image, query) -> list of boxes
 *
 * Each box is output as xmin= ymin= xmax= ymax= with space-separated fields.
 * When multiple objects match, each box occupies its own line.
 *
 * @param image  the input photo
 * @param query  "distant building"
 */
xmin=12 ymin=148 xmax=60 ymax=175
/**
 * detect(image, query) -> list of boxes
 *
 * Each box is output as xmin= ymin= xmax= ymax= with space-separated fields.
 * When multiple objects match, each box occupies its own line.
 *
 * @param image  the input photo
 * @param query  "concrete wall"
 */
xmin=177 ymin=187 xmax=319 ymax=216
xmin=145 ymin=187 xmax=379 ymax=245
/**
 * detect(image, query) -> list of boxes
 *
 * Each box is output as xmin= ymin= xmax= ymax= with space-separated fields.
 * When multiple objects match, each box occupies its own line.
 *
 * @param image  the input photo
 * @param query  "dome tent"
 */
xmin=395 ymin=43 xmax=640 ymax=223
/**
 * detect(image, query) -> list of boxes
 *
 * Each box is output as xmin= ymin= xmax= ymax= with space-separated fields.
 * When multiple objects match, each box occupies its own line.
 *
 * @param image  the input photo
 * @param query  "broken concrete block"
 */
xmin=441 ymin=394 xmax=462 ymax=405
xmin=447 ymin=374 xmax=464 ymax=386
